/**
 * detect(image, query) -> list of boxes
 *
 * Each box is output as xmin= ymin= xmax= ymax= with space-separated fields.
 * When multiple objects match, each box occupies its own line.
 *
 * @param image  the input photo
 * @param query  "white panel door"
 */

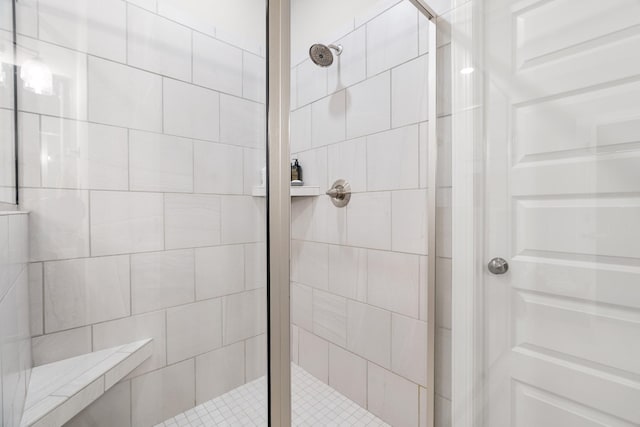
xmin=483 ymin=0 xmax=640 ymax=426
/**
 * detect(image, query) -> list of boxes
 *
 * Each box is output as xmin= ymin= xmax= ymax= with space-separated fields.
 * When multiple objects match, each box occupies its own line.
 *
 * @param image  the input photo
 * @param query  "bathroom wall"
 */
xmin=289 ymin=1 xmax=439 ymax=426
xmin=10 ymin=0 xmax=267 ymax=426
xmin=0 ymin=211 xmax=31 ymax=427
xmin=0 ymin=0 xmax=17 ymax=205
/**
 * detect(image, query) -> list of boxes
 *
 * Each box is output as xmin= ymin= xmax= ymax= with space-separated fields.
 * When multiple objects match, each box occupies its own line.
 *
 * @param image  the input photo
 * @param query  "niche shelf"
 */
xmin=251 ymin=186 xmax=320 ymax=197
xmin=21 ymin=339 xmax=153 ymax=427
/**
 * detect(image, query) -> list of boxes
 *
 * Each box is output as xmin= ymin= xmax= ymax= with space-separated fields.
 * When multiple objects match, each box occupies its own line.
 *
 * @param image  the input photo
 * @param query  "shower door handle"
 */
xmin=488 ymin=257 xmax=509 ymax=275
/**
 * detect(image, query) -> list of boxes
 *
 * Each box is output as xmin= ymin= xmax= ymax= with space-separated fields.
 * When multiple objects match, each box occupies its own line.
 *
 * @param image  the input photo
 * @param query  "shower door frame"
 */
xmin=267 ymin=1 xmax=440 ymax=426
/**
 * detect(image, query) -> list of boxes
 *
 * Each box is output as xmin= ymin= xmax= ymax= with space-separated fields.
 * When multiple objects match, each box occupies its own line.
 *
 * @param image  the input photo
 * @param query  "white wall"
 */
xmin=13 ymin=0 xmax=268 ymax=425
xmin=0 ymin=212 xmax=31 ymax=427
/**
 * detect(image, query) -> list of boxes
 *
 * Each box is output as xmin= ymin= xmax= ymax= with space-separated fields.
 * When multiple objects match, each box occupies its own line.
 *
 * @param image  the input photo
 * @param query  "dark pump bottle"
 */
xmin=291 ymin=159 xmax=303 ymax=183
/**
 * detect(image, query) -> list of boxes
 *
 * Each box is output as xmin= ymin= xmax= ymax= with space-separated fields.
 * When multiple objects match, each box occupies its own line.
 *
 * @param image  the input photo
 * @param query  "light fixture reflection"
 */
xmin=460 ymin=67 xmax=475 ymax=75
xmin=20 ymin=57 xmax=53 ymax=95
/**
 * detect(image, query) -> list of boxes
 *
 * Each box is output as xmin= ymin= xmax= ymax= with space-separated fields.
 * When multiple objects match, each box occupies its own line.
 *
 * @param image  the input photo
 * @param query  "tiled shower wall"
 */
xmin=5 ymin=0 xmax=268 ymax=425
xmin=0 ymin=212 xmax=31 ymax=427
xmin=289 ymin=1 xmax=452 ymax=426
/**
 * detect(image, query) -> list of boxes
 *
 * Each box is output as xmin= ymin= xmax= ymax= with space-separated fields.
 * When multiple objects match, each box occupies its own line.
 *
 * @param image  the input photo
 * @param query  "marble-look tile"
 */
xmin=31 ymin=328 xmax=92 ymax=367
xmin=131 ymin=359 xmax=195 ymax=427
xmin=90 ymin=191 xmax=164 ymax=256
xmin=298 ymin=329 xmax=328 ymax=383
xmin=291 ymin=283 xmax=313 ymax=332
xmin=328 ymin=26 xmax=366 ymax=92
xmin=195 ymin=342 xmax=244 ymax=404
xmin=131 ymin=249 xmax=195 ymax=314
xmin=244 ymin=243 xmax=266 ymax=290
xmin=368 ymin=362 xmax=420 ymax=427
xmin=392 ymin=189 xmax=428 ymax=255
xmin=127 ymin=5 xmax=191 ymax=81
xmin=328 ymin=245 xmax=367 ymax=302
xmin=312 ymin=290 xmax=347 ymax=347
xmin=345 ymin=72 xmax=391 ymax=139
xmin=366 ymin=125 xmax=420 ymax=192
xmin=21 ymin=189 xmax=90 ymax=262
xmin=290 ymin=106 xmax=311 ymax=154
xmin=166 ymin=298 xmax=223 ymax=364
xmin=165 ymin=194 xmax=221 ymax=249
xmin=327 ymin=137 xmax=367 ymax=193
xmin=93 ymin=311 xmax=166 ymax=378
xmin=28 ymin=263 xmax=44 ymax=337
xmin=88 ymin=56 xmax=162 ymax=132
xmin=193 ymin=141 xmax=244 ymax=195
xmin=193 ymin=33 xmax=242 ymax=96
xmin=346 ymin=192 xmax=391 ymax=250
xmin=242 ymin=52 xmax=266 ymax=103
xmin=392 ymin=313 xmax=428 ymax=387
xmin=328 ymin=344 xmax=367 ymax=408
xmin=311 ymin=91 xmax=346 ymax=147
xmin=219 ymin=95 xmax=265 ymax=148
xmin=163 ymin=78 xmax=220 ymax=142
xmin=44 ymin=255 xmax=130 ymax=332
xmin=129 ymin=130 xmax=193 ymax=193
xmin=222 ymin=289 xmax=266 ymax=345
xmin=297 ymin=59 xmax=327 ymax=107
xmin=195 ymin=245 xmax=244 ymax=300
xmin=346 ymin=300 xmax=391 ymax=369
xmin=291 ymin=240 xmax=329 ymax=290
xmin=367 ymin=249 xmax=420 ymax=318
xmin=392 ymin=54 xmax=429 ymax=127
xmin=65 ymin=381 xmax=131 ymax=427
xmin=220 ymin=196 xmax=264 ymax=244
xmin=245 ymin=334 xmax=266 ymax=382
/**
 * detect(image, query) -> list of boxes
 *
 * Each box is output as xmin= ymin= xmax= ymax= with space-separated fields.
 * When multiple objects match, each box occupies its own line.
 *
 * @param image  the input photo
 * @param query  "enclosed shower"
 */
xmin=0 ymin=0 xmax=639 ymax=426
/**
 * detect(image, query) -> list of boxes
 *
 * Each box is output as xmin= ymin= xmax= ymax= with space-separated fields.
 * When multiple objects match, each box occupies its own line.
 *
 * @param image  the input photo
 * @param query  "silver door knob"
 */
xmin=488 ymin=257 xmax=509 ymax=275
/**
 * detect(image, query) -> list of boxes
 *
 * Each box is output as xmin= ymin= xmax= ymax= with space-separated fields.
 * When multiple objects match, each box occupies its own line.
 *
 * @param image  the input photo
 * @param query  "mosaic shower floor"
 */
xmin=157 ymin=364 xmax=389 ymax=427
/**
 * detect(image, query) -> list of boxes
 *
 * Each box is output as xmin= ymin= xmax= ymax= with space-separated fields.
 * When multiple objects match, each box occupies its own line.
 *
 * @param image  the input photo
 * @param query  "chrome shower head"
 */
xmin=309 ymin=43 xmax=343 ymax=67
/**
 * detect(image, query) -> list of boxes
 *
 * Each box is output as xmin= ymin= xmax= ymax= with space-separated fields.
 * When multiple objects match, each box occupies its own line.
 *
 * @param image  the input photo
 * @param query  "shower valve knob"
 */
xmin=488 ymin=257 xmax=509 ymax=275
xmin=326 ymin=179 xmax=351 ymax=208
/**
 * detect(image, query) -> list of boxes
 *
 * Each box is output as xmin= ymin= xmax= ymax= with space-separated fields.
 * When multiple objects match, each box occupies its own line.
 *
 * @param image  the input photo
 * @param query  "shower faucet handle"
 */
xmin=326 ymin=179 xmax=351 ymax=208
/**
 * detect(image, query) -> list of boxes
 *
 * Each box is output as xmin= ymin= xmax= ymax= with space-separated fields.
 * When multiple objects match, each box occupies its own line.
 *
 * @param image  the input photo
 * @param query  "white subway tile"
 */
xmin=31 ymin=327 xmax=91 ymax=366
xmin=347 ymin=300 xmax=391 ymax=369
xmin=40 ymin=117 xmax=128 ymax=190
xmin=88 ymin=56 xmax=162 ymax=131
xmin=194 ymin=141 xmax=243 ymax=195
xmin=131 ymin=249 xmax=195 ymax=314
xmin=291 ymin=283 xmax=313 ymax=331
xmin=392 ymin=314 xmax=428 ymax=386
xmin=346 ymin=72 xmax=391 ymax=138
xmin=245 ymin=334 xmax=267 ymax=381
xmin=220 ymin=196 xmax=264 ymax=244
xmin=44 ymin=255 xmax=130 ymax=332
xmin=366 ymin=1 xmax=419 ymax=77
xmin=346 ymin=192 xmax=391 ymax=250
xmin=368 ymin=362 xmax=420 ymax=427
xmin=312 ymin=290 xmax=347 ymax=347
xmin=368 ymin=250 xmax=420 ymax=318
xmin=195 ymin=342 xmax=244 ymax=404
xmin=38 ymin=0 xmax=126 ymax=62
xmin=131 ymin=359 xmax=195 ymax=426
xmin=17 ymin=36 xmax=88 ymax=120
xmin=193 ymin=33 xmax=242 ymax=96
xmin=290 ymin=106 xmax=312 ymax=154
xmin=297 ymin=59 xmax=327 ymax=106
xmin=165 ymin=194 xmax=221 ymax=249
xmin=244 ymin=242 xmax=266 ymax=290
xmin=311 ymin=91 xmax=346 ymax=147
xmin=291 ymin=240 xmax=329 ymax=290
xmin=166 ymin=298 xmax=222 ymax=363
xmin=392 ymin=189 xmax=428 ymax=255
xmin=195 ymin=245 xmax=244 ymax=300
xmin=129 ymin=130 xmax=193 ymax=193
xmin=21 ymin=188 xmax=90 ymax=262
xmin=222 ymin=289 xmax=266 ymax=345
xmin=220 ymin=95 xmax=265 ymax=148
xmin=392 ymin=55 xmax=429 ymax=127
xmin=328 ymin=245 xmax=367 ymax=302
xmin=128 ymin=5 xmax=191 ymax=81
xmin=328 ymin=345 xmax=367 ymax=407
xmin=367 ymin=125 xmax=420 ymax=191
xmin=90 ymin=191 xmax=164 ymax=256
xmin=328 ymin=26 xmax=366 ymax=92
xmin=298 ymin=329 xmax=328 ymax=383
xmin=93 ymin=310 xmax=166 ymax=377
xmin=163 ymin=78 xmax=220 ymax=141
xmin=327 ymin=137 xmax=367 ymax=193
xmin=243 ymin=52 xmax=265 ymax=103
